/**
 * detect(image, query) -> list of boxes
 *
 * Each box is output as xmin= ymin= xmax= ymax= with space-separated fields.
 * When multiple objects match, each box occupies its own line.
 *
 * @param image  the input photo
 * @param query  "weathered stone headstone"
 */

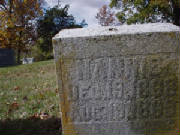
xmin=0 ymin=48 xmax=15 ymax=67
xmin=53 ymin=23 xmax=180 ymax=135
xmin=22 ymin=57 xmax=34 ymax=64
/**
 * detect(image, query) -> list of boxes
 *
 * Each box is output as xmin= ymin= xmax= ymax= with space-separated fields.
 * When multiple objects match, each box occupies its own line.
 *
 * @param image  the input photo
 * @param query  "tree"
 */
xmin=80 ymin=19 xmax=88 ymax=27
xmin=96 ymin=5 xmax=116 ymax=26
xmin=109 ymin=0 xmax=180 ymax=26
xmin=36 ymin=5 xmax=85 ymax=59
xmin=0 ymin=0 xmax=44 ymax=64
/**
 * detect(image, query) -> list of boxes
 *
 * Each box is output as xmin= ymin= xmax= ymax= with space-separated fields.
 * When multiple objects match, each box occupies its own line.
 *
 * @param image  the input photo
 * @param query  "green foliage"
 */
xmin=109 ymin=0 xmax=118 ymax=8
xmin=110 ymin=0 xmax=180 ymax=26
xmin=36 ymin=5 xmax=83 ymax=60
xmin=116 ymin=12 xmax=126 ymax=23
xmin=31 ymin=45 xmax=53 ymax=61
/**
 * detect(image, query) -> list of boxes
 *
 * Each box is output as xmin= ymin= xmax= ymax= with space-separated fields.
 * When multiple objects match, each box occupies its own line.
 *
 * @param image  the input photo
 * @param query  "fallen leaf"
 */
xmin=8 ymin=108 xmax=12 ymax=114
xmin=55 ymin=88 xmax=58 ymax=93
xmin=28 ymin=112 xmax=49 ymax=120
xmin=10 ymin=102 xmax=19 ymax=110
xmin=39 ymin=93 xmax=44 ymax=99
xmin=14 ymin=86 xmax=20 ymax=91
xmin=39 ymin=112 xmax=49 ymax=120
xmin=50 ymin=104 xmax=55 ymax=110
xmin=8 ymin=102 xmax=19 ymax=113
xmin=23 ymin=96 xmax=28 ymax=101
xmin=6 ymin=102 xmax=10 ymax=105
xmin=29 ymin=113 xmax=39 ymax=120
xmin=20 ymin=112 xmax=27 ymax=118
xmin=41 ymin=70 xmax=45 ymax=74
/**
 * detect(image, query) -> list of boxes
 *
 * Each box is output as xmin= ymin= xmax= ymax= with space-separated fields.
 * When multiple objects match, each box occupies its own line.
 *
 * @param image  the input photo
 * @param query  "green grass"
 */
xmin=0 ymin=60 xmax=61 ymax=135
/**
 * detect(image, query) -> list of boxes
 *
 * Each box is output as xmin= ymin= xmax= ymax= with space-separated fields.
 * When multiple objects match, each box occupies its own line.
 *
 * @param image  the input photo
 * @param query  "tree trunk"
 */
xmin=171 ymin=0 xmax=180 ymax=26
xmin=17 ymin=49 xmax=21 ymax=64
xmin=173 ymin=6 xmax=180 ymax=26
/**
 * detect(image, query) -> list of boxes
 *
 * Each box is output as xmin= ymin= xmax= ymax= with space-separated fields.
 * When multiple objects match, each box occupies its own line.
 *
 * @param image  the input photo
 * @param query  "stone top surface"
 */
xmin=53 ymin=23 xmax=180 ymax=39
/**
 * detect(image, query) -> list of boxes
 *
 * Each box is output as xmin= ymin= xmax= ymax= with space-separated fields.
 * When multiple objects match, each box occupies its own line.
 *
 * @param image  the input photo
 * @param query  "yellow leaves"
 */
xmin=6 ymin=18 xmax=15 ymax=28
xmin=24 ymin=0 xmax=28 ymax=4
xmin=0 ymin=29 xmax=8 ymax=48
xmin=0 ymin=0 xmax=43 ymax=50
xmin=0 ymin=11 xmax=6 ymax=19
xmin=0 ymin=31 xmax=5 ymax=42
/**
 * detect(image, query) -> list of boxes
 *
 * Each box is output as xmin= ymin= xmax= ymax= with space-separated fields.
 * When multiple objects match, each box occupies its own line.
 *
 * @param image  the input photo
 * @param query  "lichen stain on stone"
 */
xmin=52 ymin=39 xmax=58 ymax=46
xmin=57 ymin=51 xmax=78 ymax=135
xmin=132 ymin=55 xmax=180 ymax=135
xmin=167 ymin=32 xmax=177 ymax=39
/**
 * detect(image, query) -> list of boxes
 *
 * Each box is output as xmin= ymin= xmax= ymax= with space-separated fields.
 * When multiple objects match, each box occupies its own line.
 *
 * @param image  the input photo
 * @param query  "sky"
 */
xmin=45 ymin=0 xmax=110 ymax=27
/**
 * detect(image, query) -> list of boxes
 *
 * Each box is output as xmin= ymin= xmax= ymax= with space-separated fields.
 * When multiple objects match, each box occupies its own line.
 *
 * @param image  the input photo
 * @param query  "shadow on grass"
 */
xmin=0 ymin=117 xmax=61 ymax=135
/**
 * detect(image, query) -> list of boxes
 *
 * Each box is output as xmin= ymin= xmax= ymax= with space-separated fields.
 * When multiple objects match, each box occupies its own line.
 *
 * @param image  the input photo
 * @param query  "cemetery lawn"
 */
xmin=0 ymin=60 xmax=61 ymax=135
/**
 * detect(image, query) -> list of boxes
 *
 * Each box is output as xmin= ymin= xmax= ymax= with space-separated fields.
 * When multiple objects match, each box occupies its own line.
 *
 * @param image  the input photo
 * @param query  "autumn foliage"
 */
xmin=0 ymin=0 xmax=43 ymax=63
xmin=96 ymin=5 xmax=116 ymax=26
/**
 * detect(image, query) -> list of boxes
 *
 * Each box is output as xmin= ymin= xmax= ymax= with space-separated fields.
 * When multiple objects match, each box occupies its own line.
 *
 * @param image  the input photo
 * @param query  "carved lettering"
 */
xmin=67 ymin=56 xmax=179 ymax=124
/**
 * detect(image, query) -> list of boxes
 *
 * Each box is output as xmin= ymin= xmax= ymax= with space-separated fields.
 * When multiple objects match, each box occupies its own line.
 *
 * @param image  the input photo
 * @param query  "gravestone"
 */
xmin=0 ymin=48 xmax=15 ymax=67
xmin=22 ymin=58 xmax=34 ymax=64
xmin=53 ymin=23 xmax=180 ymax=135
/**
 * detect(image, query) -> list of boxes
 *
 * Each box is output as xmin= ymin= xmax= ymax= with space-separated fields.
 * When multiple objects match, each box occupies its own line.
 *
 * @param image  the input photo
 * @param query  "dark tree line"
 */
xmin=36 ymin=5 xmax=85 ymax=56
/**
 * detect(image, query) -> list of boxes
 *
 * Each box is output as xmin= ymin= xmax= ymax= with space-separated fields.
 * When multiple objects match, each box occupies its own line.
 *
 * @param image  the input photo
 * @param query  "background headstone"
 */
xmin=22 ymin=58 xmax=34 ymax=64
xmin=0 ymin=48 xmax=15 ymax=67
xmin=53 ymin=23 xmax=180 ymax=135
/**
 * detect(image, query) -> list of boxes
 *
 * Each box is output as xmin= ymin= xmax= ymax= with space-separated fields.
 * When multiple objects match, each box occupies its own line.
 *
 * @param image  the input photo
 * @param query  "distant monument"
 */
xmin=0 ymin=48 xmax=15 ymax=67
xmin=53 ymin=23 xmax=180 ymax=135
xmin=22 ymin=58 xmax=34 ymax=64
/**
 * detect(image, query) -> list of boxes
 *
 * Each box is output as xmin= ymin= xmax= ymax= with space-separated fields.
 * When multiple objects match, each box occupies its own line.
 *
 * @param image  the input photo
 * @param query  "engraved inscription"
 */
xmin=66 ymin=56 xmax=179 ymax=124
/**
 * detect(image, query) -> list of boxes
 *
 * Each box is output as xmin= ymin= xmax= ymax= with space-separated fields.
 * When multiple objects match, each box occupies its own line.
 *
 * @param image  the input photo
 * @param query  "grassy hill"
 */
xmin=0 ymin=60 xmax=61 ymax=135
